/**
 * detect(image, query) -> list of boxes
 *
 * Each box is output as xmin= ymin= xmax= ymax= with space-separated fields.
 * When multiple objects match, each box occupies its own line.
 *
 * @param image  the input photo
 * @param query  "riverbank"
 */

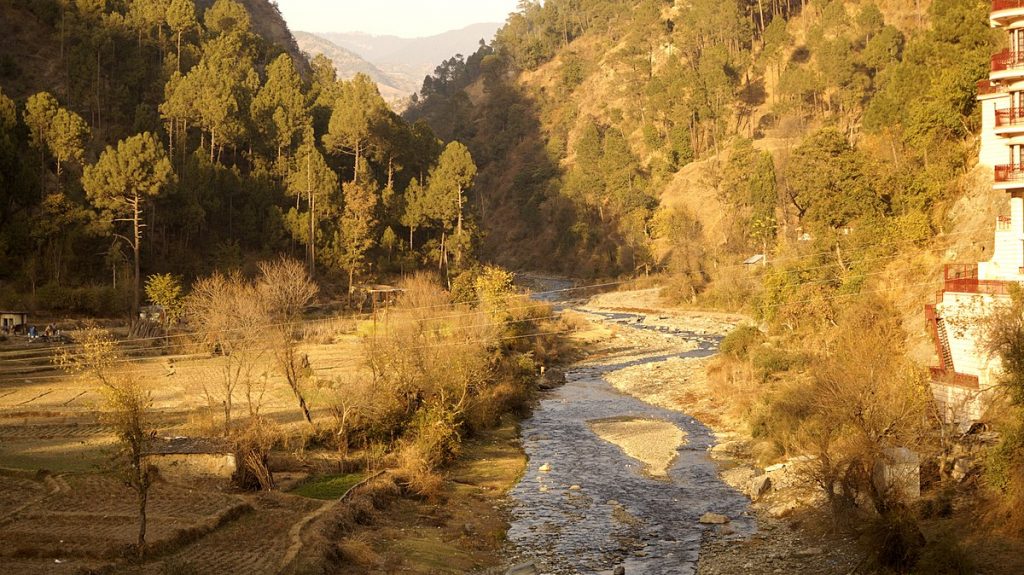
xmin=328 ymin=417 xmax=526 ymax=574
xmin=578 ymin=288 xmax=864 ymax=574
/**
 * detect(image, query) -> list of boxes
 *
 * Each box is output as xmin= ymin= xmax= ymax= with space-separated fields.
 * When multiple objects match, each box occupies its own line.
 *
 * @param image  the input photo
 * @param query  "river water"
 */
xmin=506 ymin=297 xmax=753 ymax=574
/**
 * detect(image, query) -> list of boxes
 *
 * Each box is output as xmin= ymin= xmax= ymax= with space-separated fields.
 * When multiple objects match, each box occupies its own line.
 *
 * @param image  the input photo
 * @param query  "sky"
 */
xmin=274 ymin=0 xmax=521 ymax=38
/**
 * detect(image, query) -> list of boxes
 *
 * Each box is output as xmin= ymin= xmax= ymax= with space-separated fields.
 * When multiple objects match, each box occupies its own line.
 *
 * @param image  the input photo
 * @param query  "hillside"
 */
xmin=293 ymin=32 xmax=414 ymax=102
xmin=404 ymin=3 xmax=1024 ymax=571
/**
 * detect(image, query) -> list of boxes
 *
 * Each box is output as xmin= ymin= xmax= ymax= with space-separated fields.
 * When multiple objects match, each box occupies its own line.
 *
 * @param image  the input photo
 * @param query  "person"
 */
xmin=28 ymin=325 xmax=37 ymax=339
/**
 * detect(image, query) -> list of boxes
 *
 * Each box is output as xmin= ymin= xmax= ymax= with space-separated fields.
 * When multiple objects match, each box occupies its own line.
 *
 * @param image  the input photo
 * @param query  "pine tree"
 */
xmin=425 ymin=141 xmax=477 ymax=269
xmin=166 ymin=0 xmax=197 ymax=72
xmin=252 ymin=54 xmax=309 ymax=163
xmin=285 ymin=133 xmax=338 ymax=274
xmin=83 ymin=133 xmax=175 ymax=318
xmin=334 ymin=167 xmax=379 ymax=301
xmin=323 ymin=74 xmax=388 ymax=182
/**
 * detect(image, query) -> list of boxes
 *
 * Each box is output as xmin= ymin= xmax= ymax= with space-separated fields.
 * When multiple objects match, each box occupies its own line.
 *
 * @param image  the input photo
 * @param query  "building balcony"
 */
xmin=942 ymin=263 xmax=1014 ymax=296
xmin=979 ymin=79 xmax=1006 ymax=98
xmin=995 ymin=107 xmax=1024 ymax=134
xmin=992 ymin=0 xmax=1024 ymax=25
xmin=991 ymin=50 xmax=1024 ymax=81
xmin=930 ymin=367 xmax=981 ymax=390
xmin=997 ymin=214 xmax=1013 ymax=231
xmin=994 ymin=164 xmax=1024 ymax=190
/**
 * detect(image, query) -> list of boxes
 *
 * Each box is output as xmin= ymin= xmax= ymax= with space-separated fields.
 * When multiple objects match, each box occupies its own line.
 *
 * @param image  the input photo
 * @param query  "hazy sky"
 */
xmin=274 ymin=0 xmax=520 ymax=37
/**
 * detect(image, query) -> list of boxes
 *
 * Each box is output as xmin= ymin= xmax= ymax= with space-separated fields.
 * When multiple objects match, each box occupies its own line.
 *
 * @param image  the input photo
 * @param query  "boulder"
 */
xmin=699 ymin=512 xmax=731 ymax=525
xmin=951 ymin=457 xmax=976 ymax=482
xmin=748 ymin=475 xmax=773 ymax=500
xmin=506 ymin=562 xmax=540 ymax=575
xmin=538 ymin=368 xmax=567 ymax=390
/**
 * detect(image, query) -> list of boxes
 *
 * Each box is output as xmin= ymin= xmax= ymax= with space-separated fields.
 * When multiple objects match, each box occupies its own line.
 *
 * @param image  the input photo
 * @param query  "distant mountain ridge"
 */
xmin=306 ymin=23 xmax=502 ymax=101
xmin=293 ymin=32 xmax=417 ymax=102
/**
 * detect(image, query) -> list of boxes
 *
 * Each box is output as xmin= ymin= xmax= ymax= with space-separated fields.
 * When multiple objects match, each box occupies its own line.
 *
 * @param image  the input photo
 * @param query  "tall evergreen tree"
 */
xmin=83 ymin=133 xmax=175 ymax=318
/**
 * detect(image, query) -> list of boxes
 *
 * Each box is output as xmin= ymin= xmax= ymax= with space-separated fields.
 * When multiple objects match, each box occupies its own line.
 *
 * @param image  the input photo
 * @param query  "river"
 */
xmin=506 ymin=286 xmax=753 ymax=574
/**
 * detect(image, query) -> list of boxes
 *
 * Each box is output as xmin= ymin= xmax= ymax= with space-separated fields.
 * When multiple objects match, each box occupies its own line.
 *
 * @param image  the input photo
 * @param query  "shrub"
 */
xmin=720 ymin=325 xmax=763 ymax=359
xmin=33 ymin=283 xmax=127 ymax=316
xmin=868 ymin=508 xmax=926 ymax=572
xmin=750 ymin=346 xmax=808 ymax=381
xmin=913 ymin=532 xmax=976 ymax=575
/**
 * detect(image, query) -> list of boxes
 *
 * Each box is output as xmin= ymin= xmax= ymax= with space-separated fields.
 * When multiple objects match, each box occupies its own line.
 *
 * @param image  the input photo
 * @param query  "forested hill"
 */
xmin=406 ymin=0 xmax=997 ymax=313
xmin=0 ymin=0 xmax=487 ymax=316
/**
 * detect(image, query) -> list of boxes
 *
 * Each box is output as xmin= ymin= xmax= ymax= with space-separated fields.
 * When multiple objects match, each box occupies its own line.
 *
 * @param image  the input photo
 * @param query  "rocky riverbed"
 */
xmin=504 ymin=285 xmax=862 ymax=575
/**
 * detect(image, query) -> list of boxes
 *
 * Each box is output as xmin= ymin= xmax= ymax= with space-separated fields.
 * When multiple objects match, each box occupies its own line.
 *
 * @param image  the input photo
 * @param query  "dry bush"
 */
xmin=303 ymin=316 xmax=355 ymax=344
xmin=707 ymin=356 xmax=762 ymax=429
xmin=557 ymin=310 xmax=589 ymax=331
xmin=361 ymin=274 xmax=495 ymax=457
xmin=257 ymin=258 xmax=319 ymax=428
xmin=233 ymin=417 xmax=282 ymax=490
xmin=786 ymin=295 xmax=933 ymax=524
xmin=57 ymin=327 xmax=157 ymax=559
xmin=338 ymin=535 xmax=380 ymax=569
xmin=394 ymin=442 xmax=446 ymax=501
xmin=697 ymin=265 xmax=761 ymax=312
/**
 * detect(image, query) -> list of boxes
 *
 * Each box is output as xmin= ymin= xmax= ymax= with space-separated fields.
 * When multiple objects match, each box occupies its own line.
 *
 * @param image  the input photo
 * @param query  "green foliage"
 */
xmin=720 ymin=325 xmax=763 ymax=359
xmin=251 ymin=54 xmax=308 ymax=160
xmin=291 ymin=473 xmax=364 ymax=500
xmin=144 ymin=273 xmax=185 ymax=323
xmin=84 ymin=132 xmax=174 ymax=214
xmin=203 ymin=0 xmax=250 ymax=36
xmin=784 ymin=128 xmax=879 ymax=231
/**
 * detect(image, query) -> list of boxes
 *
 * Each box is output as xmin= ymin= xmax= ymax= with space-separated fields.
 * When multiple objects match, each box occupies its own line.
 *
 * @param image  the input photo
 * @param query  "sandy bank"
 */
xmin=588 ymin=417 xmax=686 ymax=477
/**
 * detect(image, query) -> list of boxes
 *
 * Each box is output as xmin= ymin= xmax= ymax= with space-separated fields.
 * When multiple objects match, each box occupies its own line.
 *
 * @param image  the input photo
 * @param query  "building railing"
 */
xmin=992 ymin=50 xmax=1024 ymax=72
xmin=995 ymin=164 xmax=1024 ymax=182
xmin=942 ymin=264 xmax=1014 ymax=296
xmin=997 ymin=215 xmax=1013 ymax=231
xmin=996 ymin=107 xmax=1024 ymax=127
xmin=993 ymin=0 xmax=1024 ymax=11
xmin=979 ymin=79 xmax=1005 ymax=96
xmin=929 ymin=367 xmax=981 ymax=390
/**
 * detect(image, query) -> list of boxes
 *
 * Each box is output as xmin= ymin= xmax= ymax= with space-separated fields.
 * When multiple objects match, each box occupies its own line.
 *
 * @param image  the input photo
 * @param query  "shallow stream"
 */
xmin=507 ymin=300 xmax=753 ymax=574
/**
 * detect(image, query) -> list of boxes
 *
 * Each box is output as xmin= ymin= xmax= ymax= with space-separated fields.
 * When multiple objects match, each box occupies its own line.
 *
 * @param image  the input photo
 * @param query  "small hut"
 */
xmin=0 ymin=311 xmax=28 ymax=333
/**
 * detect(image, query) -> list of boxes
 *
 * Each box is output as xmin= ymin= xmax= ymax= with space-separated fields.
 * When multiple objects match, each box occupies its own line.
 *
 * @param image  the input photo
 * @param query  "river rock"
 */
xmin=613 ymin=566 xmax=626 ymax=575
xmin=699 ymin=512 xmax=730 ymax=525
xmin=539 ymin=463 xmax=551 ymax=473
xmin=749 ymin=475 xmax=772 ymax=500
xmin=505 ymin=561 xmax=540 ymax=575
xmin=538 ymin=368 xmax=567 ymax=390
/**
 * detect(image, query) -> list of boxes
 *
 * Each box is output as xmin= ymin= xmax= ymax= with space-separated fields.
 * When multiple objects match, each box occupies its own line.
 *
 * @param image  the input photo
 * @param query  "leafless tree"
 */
xmin=58 ymin=327 xmax=155 ymax=559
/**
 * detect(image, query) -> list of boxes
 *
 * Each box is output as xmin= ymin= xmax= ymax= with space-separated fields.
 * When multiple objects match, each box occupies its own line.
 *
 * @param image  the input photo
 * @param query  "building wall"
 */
xmin=144 ymin=453 xmax=237 ymax=482
xmin=932 ymin=382 xmax=985 ymax=423
xmin=938 ymin=292 xmax=1003 ymax=381
xmin=980 ymin=94 xmax=1011 ymax=168
xmin=980 ymin=230 xmax=1024 ymax=281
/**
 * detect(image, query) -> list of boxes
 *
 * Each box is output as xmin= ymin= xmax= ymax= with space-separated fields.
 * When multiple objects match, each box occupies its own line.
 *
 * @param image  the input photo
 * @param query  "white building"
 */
xmin=927 ymin=1 xmax=1024 ymax=423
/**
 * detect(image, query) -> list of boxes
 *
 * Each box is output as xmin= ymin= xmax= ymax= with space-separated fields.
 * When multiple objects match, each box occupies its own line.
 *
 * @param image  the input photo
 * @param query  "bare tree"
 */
xmin=257 ymin=258 xmax=319 ymax=427
xmin=58 ymin=327 xmax=155 ymax=559
xmin=186 ymin=272 xmax=267 ymax=433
